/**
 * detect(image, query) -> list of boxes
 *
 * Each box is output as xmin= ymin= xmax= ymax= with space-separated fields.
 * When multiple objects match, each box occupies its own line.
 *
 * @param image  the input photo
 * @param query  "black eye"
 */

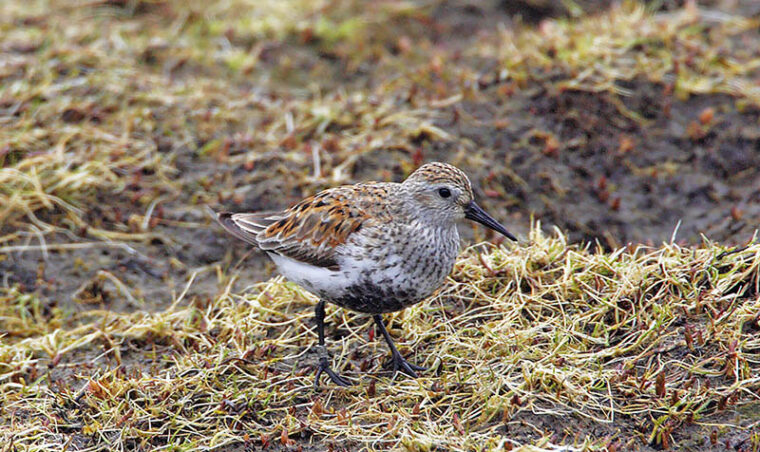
xmin=438 ymin=187 xmax=451 ymax=198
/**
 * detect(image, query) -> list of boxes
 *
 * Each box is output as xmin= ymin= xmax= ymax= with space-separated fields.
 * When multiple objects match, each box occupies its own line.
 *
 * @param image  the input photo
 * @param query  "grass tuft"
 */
xmin=2 ymin=226 xmax=759 ymax=450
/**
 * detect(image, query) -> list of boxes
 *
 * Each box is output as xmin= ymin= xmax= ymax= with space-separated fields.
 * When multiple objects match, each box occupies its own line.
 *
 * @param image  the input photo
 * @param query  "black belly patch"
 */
xmin=326 ymin=281 xmax=423 ymax=314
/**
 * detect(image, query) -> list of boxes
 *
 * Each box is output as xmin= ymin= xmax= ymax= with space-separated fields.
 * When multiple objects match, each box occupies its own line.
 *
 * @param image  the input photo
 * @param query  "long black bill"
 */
xmin=464 ymin=201 xmax=517 ymax=241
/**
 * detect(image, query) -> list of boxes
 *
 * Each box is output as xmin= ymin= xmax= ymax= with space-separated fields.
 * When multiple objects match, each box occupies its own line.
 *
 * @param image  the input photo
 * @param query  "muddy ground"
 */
xmin=3 ymin=0 xmax=758 ymax=312
xmin=2 ymin=0 xmax=760 ymax=450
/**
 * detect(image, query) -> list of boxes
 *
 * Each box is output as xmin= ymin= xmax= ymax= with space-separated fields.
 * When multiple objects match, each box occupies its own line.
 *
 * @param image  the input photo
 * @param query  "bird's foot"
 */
xmin=315 ymin=357 xmax=352 ymax=387
xmin=314 ymin=347 xmax=352 ymax=388
xmin=390 ymin=351 xmax=426 ymax=378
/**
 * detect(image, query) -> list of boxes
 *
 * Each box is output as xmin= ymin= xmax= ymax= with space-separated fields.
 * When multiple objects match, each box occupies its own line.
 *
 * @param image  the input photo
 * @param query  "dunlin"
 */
xmin=217 ymin=162 xmax=516 ymax=387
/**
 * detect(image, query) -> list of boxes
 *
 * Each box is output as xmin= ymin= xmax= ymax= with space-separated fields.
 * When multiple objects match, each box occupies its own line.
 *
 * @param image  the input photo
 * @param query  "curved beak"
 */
xmin=464 ymin=201 xmax=517 ymax=241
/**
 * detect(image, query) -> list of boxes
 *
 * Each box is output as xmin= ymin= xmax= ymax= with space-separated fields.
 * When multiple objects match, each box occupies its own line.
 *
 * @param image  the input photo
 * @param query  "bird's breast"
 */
xmin=327 ymin=224 xmax=459 ymax=313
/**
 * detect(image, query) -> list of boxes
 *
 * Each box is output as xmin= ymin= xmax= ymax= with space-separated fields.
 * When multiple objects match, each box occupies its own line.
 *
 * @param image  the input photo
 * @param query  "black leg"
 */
xmin=313 ymin=300 xmax=352 ymax=387
xmin=373 ymin=314 xmax=426 ymax=378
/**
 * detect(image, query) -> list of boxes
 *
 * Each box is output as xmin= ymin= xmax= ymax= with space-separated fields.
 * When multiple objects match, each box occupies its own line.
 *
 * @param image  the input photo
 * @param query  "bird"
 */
xmin=216 ymin=162 xmax=517 ymax=387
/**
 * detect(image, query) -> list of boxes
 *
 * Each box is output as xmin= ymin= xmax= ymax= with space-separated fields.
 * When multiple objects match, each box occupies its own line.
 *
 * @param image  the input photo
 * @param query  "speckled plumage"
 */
xmin=217 ymin=162 xmax=516 ymax=386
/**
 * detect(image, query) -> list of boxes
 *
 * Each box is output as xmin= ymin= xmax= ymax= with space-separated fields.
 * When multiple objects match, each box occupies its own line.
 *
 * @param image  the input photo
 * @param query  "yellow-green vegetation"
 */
xmin=2 ymin=228 xmax=759 ymax=450
xmin=3 ymin=0 xmax=760 ymax=450
xmin=496 ymin=4 xmax=760 ymax=102
xmin=2 ymin=0 xmax=759 ymax=237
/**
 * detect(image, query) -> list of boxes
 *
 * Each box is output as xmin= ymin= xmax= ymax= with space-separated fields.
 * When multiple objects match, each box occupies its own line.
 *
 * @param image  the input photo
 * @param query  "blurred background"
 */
xmin=1 ymin=0 xmax=759 ymax=311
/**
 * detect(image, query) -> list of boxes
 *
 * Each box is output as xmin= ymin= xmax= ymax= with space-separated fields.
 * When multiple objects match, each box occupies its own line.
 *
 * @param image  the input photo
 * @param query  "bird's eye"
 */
xmin=438 ymin=187 xmax=451 ymax=198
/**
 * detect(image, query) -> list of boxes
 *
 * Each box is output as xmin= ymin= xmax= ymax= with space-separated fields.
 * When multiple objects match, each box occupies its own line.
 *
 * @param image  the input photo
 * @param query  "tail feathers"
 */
xmin=216 ymin=211 xmax=281 ymax=246
xmin=216 ymin=212 xmax=262 ymax=246
xmin=232 ymin=213 xmax=275 ymax=233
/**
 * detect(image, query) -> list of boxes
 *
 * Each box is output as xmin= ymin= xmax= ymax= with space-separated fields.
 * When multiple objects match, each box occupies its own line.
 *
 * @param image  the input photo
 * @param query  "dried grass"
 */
xmin=2 ymin=226 xmax=759 ymax=450
xmin=3 ymin=1 xmax=760 ymax=450
xmin=489 ymin=3 xmax=760 ymax=104
xmin=2 ymin=0 xmax=759 ymax=240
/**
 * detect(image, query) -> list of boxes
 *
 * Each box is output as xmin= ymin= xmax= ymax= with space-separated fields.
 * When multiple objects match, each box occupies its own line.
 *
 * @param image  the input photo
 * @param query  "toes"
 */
xmin=326 ymin=369 xmax=353 ymax=387
xmin=391 ymin=354 xmax=425 ymax=378
xmin=315 ymin=361 xmax=353 ymax=388
xmin=398 ymin=362 xmax=419 ymax=378
xmin=313 ymin=368 xmax=324 ymax=389
xmin=407 ymin=362 xmax=427 ymax=372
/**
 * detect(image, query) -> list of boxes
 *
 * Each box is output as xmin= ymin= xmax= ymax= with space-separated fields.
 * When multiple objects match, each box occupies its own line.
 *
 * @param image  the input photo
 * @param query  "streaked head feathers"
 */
xmin=402 ymin=162 xmax=475 ymax=220
xmin=405 ymin=162 xmax=472 ymax=194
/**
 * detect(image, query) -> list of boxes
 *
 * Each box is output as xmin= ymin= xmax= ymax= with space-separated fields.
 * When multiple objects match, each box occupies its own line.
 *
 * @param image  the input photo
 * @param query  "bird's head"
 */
xmin=402 ymin=162 xmax=517 ymax=241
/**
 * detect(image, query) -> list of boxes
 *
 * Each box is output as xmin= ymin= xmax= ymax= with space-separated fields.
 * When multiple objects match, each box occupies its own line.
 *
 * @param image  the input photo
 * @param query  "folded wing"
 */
xmin=217 ymin=186 xmax=369 ymax=270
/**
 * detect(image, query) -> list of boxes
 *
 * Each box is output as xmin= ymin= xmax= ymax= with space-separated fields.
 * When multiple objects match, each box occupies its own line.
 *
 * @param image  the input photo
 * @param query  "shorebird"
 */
xmin=217 ymin=162 xmax=516 ymax=387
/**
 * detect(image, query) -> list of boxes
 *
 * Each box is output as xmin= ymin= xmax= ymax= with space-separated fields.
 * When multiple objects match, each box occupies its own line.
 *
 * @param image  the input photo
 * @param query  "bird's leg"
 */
xmin=313 ymin=300 xmax=352 ymax=387
xmin=373 ymin=314 xmax=426 ymax=378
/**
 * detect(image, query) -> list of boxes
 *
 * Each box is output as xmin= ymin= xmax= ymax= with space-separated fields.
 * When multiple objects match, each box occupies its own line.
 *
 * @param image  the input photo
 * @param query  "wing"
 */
xmin=217 ymin=185 xmax=373 ymax=270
